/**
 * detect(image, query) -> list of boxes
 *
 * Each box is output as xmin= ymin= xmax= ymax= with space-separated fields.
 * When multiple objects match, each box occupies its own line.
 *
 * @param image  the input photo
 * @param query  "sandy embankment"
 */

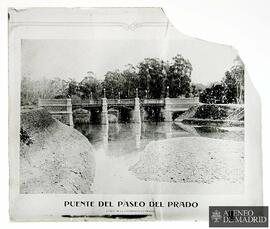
xmin=20 ymin=108 xmax=95 ymax=194
xmin=175 ymin=104 xmax=244 ymax=127
xmin=130 ymin=137 xmax=244 ymax=184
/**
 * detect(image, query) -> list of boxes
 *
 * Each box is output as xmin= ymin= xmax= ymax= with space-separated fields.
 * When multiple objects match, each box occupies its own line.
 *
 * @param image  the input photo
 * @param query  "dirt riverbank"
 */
xmin=130 ymin=137 xmax=244 ymax=184
xmin=20 ymin=108 xmax=95 ymax=194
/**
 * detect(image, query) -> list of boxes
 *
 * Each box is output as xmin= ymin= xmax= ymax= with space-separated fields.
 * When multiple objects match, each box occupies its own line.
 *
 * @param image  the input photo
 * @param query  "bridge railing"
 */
xmin=142 ymin=99 xmax=164 ymax=105
xmin=107 ymin=99 xmax=121 ymax=104
xmin=78 ymin=97 xmax=199 ymax=107
xmin=107 ymin=99 xmax=135 ymax=105
xmin=169 ymin=97 xmax=199 ymax=104
xmin=77 ymin=100 xmax=101 ymax=106
xmin=80 ymin=99 xmax=135 ymax=106
xmin=38 ymin=98 xmax=73 ymax=126
xmin=88 ymin=100 xmax=101 ymax=105
xmin=38 ymin=98 xmax=70 ymax=106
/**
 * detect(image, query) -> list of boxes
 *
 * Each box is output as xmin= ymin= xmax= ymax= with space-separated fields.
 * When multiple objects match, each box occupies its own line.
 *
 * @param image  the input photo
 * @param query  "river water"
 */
xmin=75 ymin=122 xmax=244 ymax=157
xmin=74 ymin=122 xmax=244 ymax=194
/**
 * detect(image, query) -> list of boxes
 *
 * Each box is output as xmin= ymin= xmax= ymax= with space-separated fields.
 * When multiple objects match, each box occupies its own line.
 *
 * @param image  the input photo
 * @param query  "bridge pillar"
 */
xmin=165 ymin=122 xmax=172 ymax=138
xmin=134 ymin=123 xmax=141 ymax=149
xmin=164 ymin=97 xmax=172 ymax=122
xmin=133 ymin=97 xmax=141 ymax=123
xmin=67 ymin=98 xmax=74 ymax=127
xmin=101 ymin=124 xmax=109 ymax=146
xmin=101 ymin=98 xmax=108 ymax=125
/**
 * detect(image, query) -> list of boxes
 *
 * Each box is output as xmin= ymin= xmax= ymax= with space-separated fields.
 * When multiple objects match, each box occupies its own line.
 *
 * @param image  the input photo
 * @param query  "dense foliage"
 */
xmin=21 ymin=55 xmax=194 ymax=105
xmin=200 ymin=64 xmax=244 ymax=104
xmin=20 ymin=127 xmax=33 ymax=145
xmin=21 ymin=54 xmax=244 ymax=106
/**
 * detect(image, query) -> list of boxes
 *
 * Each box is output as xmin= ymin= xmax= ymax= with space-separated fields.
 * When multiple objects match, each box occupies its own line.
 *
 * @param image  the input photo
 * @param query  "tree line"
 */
xmin=200 ymin=64 xmax=244 ymax=104
xmin=21 ymin=54 xmax=244 ymax=106
xmin=21 ymin=55 xmax=194 ymax=105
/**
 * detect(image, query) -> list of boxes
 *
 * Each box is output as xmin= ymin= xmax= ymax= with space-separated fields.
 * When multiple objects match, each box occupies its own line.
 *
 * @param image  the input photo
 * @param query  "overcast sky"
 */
xmin=22 ymin=39 xmax=237 ymax=85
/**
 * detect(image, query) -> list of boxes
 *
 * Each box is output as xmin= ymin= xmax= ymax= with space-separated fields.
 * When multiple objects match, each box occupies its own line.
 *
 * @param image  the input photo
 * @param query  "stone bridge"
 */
xmin=38 ymin=97 xmax=199 ymax=126
xmin=38 ymin=98 xmax=74 ymax=126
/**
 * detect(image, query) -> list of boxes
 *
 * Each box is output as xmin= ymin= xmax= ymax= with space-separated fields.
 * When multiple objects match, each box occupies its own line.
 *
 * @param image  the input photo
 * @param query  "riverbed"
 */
xmin=75 ymin=122 xmax=244 ymax=194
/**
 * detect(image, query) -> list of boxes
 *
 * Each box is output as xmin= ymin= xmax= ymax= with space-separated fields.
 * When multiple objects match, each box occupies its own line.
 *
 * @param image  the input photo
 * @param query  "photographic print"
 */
xmin=20 ymin=39 xmax=245 ymax=195
xmin=9 ymin=7 xmax=261 ymax=222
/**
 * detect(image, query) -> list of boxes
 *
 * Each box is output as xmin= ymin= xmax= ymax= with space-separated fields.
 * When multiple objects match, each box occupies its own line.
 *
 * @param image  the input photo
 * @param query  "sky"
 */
xmin=21 ymin=39 xmax=237 ymax=85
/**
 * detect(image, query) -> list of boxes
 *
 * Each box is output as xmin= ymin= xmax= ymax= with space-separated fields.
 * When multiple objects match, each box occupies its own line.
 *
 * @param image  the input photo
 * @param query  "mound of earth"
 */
xmin=176 ymin=104 xmax=244 ymax=121
xmin=130 ymin=137 xmax=244 ymax=184
xmin=20 ymin=108 xmax=95 ymax=194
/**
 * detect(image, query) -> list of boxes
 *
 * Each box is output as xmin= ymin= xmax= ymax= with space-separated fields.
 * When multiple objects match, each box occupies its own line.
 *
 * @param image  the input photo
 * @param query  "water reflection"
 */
xmin=194 ymin=126 xmax=244 ymax=141
xmin=74 ymin=122 xmax=244 ymax=157
xmin=164 ymin=123 xmax=172 ymax=138
xmin=134 ymin=123 xmax=141 ymax=149
xmin=101 ymin=124 xmax=109 ymax=146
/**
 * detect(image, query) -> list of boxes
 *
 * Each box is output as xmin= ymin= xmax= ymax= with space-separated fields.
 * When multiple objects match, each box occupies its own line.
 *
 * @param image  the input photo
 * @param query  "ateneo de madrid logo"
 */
xmin=211 ymin=209 xmax=222 ymax=223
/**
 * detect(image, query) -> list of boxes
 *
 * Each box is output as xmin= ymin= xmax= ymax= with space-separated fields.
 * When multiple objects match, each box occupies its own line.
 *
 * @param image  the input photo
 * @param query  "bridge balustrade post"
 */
xmin=133 ymin=97 xmax=141 ymax=123
xmin=101 ymin=124 xmax=109 ymax=146
xmin=101 ymin=98 xmax=108 ymax=125
xmin=164 ymin=97 xmax=172 ymax=122
xmin=134 ymin=123 xmax=141 ymax=149
xmin=165 ymin=122 xmax=172 ymax=138
xmin=67 ymin=98 xmax=74 ymax=127
xmin=38 ymin=98 xmax=41 ymax=107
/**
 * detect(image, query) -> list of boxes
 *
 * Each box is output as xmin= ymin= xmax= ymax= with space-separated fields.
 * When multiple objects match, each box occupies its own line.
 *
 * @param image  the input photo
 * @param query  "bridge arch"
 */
xmin=107 ymin=108 xmax=119 ymax=123
xmin=38 ymin=97 xmax=199 ymax=125
xmin=142 ymin=106 xmax=164 ymax=122
xmin=73 ymin=108 xmax=90 ymax=124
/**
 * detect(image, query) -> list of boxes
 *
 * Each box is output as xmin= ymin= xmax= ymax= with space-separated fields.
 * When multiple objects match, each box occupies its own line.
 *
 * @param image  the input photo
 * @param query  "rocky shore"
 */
xmin=176 ymin=104 xmax=244 ymax=127
xmin=20 ymin=108 xmax=95 ymax=194
xmin=130 ymin=137 xmax=244 ymax=184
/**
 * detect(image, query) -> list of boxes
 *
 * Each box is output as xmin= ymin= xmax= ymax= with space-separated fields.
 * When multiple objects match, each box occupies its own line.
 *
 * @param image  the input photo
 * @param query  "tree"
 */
xmin=200 ymin=61 xmax=245 ymax=104
xmin=200 ymin=83 xmax=227 ymax=104
xmin=65 ymin=79 xmax=79 ymax=97
xmin=223 ymin=65 xmax=244 ymax=104
xmin=137 ymin=58 xmax=165 ymax=98
xmin=221 ymin=63 xmax=244 ymax=104
xmin=21 ymin=53 xmax=195 ymax=105
xmin=167 ymin=54 xmax=193 ymax=97
xmin=21 ymin=76 xmax=34 ymax=105
xmin=222 ymin=71 xmax=237 ymax=103
xmin=21 ymin=76 xmax=68 ymax=105
xmin=78 ymin=72 xmax=102 ymax=100
xmin=121 ymin=64 xmax=139 ymax=98
xmin=103 ymin=70 xmax=125 ymax=98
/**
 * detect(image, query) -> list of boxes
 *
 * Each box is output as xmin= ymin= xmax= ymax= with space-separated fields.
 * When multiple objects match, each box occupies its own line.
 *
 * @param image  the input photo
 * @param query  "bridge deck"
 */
xmin=73 ymin=97 xmax=199 ymax=108
xmin=40 ymin=97 xmax=199 ymax=111
xmin=38 ymin=97 xmax=199 ymax=124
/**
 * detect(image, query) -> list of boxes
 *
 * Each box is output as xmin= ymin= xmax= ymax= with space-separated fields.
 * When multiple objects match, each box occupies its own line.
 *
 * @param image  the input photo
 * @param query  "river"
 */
xmin=74 ymin=122 xmax=244 ymax=194
xmin=75 ymin=122 xmax=244 ymax=157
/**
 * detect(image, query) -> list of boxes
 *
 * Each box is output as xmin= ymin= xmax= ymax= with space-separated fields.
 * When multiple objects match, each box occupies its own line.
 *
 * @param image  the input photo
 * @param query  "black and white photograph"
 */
xmin=20 ymin=38 xmax=245 ymax=195
xmin=7 ymin=7 xmax=264 ymax=222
